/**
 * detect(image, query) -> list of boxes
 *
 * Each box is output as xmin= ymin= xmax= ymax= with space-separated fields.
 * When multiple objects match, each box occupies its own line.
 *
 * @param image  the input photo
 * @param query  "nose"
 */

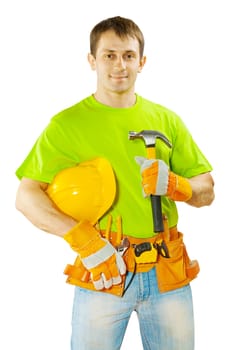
xmin=113 ymin=56 xmax=126 ymax=71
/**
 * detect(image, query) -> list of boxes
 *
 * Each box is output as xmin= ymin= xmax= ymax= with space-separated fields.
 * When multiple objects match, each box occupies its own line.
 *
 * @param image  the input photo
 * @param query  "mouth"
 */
xmin=110 ymin=74 xmax=128 ymax=79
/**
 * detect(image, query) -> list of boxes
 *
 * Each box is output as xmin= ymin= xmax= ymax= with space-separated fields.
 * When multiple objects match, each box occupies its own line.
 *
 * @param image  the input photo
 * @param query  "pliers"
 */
xmin=117 ymin=237 xmax=130 ymax=256
xmin=155 ymin=239 xmax=170 ymax=258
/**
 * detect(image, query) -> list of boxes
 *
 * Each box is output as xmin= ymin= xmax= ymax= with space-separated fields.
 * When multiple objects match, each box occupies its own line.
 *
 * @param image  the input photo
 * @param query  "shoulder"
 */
xmin=50 ymin=96 xmax=92 ymax=123
xmin=138 ymin=95 xmax=184 ymax=126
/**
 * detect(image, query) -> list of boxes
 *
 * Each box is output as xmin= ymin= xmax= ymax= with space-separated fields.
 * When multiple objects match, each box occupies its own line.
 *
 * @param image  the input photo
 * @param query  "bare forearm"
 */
xmin=187 ymin=172 xmax=215 ymax=208
xmin=15 ymin=178 xmax=77 ymax=237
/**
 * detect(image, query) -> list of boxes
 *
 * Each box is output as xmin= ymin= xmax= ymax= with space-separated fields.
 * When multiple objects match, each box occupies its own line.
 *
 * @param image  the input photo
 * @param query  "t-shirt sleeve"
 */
xmin=15 ymin=119 xmax=79 ymax=183
xmin=170 ymin=114 xmax=213 ymax=178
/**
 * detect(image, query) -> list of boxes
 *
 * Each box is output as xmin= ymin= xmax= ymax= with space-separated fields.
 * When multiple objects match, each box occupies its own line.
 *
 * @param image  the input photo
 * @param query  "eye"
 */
xmin=104 ymin=53 xmax=115 ymax=60
xmin=124 ymin=53 xmax=136 ymax=60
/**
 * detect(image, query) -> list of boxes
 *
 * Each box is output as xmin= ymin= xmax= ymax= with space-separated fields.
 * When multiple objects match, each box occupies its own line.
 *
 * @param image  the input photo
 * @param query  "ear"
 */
xmin=138 ymin=56 xmax=146 ymax=73
xmin=87 ymin=53 xmax=96 ymax=71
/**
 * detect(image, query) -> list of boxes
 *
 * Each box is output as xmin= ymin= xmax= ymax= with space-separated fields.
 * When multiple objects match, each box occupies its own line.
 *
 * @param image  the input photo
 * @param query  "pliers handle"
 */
xmin=155 ymin=240 xmax=170 ymax=258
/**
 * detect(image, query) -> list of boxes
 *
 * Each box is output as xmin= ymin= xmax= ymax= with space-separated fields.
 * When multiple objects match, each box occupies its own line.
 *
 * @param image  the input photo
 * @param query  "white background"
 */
xmin=0 ymin=0 xmax=232 ymax=349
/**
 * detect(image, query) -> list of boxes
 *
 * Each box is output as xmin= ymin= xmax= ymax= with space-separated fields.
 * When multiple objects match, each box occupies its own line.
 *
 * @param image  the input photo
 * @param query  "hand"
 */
xmin=63 ymin=221 xmax=126 ymax=290
xmin=135 ymin=156 xmax=192 ymax=202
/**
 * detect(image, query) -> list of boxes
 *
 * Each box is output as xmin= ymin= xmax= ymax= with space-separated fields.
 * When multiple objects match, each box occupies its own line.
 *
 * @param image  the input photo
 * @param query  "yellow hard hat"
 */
xmin=46 ymin=157 xmax=116 ymax=224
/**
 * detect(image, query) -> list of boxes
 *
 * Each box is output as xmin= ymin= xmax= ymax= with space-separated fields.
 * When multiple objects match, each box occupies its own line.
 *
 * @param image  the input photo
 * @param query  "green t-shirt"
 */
xmin=16 ymin=94 xmax=212 ymax=238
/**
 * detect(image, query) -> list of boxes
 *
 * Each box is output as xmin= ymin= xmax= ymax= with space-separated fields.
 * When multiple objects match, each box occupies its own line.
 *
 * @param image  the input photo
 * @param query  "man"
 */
xmin=15 ymin=16 xmax=214 ymax=350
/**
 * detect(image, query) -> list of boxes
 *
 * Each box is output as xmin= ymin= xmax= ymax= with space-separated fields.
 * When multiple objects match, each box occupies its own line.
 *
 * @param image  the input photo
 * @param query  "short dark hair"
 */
xmin=90 ymin=16 xmax=145 ymax=58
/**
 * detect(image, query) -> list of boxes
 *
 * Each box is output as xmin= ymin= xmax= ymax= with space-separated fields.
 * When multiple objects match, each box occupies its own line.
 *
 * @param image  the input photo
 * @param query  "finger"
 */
xmin=92 ymin=274 xmax=104 ymax=290
xmin=102 ymin=273 xmax=113 ymax=289
xmin=112 ymin=275 xmax=122 ymax=285
xmin=107 ymin=255 xmax=121 ymax=277
xmin=107 ymin=258 xmax=123 ymax=286
xmin=115 ymin=253 xmax=127 ymax=275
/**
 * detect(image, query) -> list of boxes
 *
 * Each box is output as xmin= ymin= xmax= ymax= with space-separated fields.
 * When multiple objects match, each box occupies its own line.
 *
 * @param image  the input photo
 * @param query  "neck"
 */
xmin=93 ymin=91 xmax=136 ymax=108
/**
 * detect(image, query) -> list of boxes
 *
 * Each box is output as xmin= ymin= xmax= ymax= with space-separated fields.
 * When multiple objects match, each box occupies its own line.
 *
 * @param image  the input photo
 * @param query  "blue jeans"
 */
xmin=71 ymin=268 xmax=194 ymax=350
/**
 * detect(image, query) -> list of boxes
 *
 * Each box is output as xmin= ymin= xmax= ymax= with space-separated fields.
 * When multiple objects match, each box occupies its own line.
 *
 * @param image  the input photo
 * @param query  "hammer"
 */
xmin=129 ymin=130 xmax=172 ymax=233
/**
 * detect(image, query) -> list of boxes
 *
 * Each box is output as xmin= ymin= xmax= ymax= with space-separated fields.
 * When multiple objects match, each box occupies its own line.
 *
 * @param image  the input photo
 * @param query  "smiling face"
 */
xmin=88 ymin=30 xmax=146 ymax=106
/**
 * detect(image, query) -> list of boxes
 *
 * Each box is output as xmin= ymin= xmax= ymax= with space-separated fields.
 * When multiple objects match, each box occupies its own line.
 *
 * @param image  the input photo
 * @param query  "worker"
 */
xmin=15 ymin=16 xmax=215 ymax=350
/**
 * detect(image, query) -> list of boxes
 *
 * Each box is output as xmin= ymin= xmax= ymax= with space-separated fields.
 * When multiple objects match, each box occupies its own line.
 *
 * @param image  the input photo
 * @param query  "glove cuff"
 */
xmin=63 ymin=221 xmax=101 ymax=253
xmin=167 ymin=172 xmax=192 ymax=201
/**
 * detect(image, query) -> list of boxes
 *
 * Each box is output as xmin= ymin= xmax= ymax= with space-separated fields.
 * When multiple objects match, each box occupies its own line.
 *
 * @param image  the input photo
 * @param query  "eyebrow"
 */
xmin=102 ymin=49 xmax=137 ymax=53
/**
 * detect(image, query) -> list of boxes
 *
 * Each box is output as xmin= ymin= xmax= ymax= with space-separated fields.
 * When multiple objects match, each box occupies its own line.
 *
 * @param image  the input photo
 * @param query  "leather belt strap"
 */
xmin=101 ymin=226 xmax=178 ymax=273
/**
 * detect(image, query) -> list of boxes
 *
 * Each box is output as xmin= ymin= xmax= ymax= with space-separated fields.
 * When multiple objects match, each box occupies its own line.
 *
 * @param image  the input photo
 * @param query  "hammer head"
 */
xmin=128 ymin=130 xmax=172 ymax=148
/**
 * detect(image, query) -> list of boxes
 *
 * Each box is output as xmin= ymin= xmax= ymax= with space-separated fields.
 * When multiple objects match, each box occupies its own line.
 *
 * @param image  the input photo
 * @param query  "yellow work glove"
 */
xmin=63 ymin=221 xmax=126 ymax=290
xmin=135 ymin=156 xmax=192 ymax=202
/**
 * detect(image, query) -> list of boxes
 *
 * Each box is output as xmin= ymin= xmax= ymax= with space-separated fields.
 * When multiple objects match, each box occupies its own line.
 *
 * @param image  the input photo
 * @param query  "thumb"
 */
xmin=135 ymin=156 xmax=156 ymax=172
xmin=135 ymin=156 xmax=147 ymax=166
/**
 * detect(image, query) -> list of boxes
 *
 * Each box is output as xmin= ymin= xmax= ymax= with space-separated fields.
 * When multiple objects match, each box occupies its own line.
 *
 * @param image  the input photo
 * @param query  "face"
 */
xmin=88 ymin=30 xmax=146 ymax=98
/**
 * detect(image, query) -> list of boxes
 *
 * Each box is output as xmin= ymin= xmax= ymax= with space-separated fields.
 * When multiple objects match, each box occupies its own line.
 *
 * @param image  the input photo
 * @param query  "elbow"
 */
xmin=201 ymin=184 xmax=215 ymax=207
xmin=187 ymin=174 xmax=215 ymax=208
xmin=205 ymin=191 xmax=215 ymax=207
xmin=187 ymin=190 xmax=215 ymax=208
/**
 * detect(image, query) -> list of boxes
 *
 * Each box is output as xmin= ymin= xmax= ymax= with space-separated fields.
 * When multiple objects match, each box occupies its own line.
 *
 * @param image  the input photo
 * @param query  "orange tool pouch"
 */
xmin=154 ymin=231 xmax=200 ymax=292
xmin=64 ymin=256 xmax=126 ymax=297
xmin=64 ymin=219 xmax=199 ymax=296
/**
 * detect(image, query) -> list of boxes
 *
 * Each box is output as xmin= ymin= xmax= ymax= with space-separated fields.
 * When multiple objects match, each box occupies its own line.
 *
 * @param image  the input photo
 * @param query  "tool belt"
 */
xmin=64 ymin=218 xmax=200 ymax=296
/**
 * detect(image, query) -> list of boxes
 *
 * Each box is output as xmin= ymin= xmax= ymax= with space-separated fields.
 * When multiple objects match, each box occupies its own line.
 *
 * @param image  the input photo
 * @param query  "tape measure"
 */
xmin=134 ymin=242 xmax=158 ymax=264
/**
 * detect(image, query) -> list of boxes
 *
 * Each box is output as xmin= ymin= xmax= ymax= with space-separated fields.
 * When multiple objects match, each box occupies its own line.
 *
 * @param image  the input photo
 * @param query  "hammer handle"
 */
xmin=147 ymin=146 xmax=164 ymax=233
xmin=150 ymin=195 xmax=164 ymax=232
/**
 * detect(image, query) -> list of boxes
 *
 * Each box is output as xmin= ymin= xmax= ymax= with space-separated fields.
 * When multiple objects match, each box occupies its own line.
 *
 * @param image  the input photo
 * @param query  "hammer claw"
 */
xmin=129 ymin=130 xmax=172 ymax=149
